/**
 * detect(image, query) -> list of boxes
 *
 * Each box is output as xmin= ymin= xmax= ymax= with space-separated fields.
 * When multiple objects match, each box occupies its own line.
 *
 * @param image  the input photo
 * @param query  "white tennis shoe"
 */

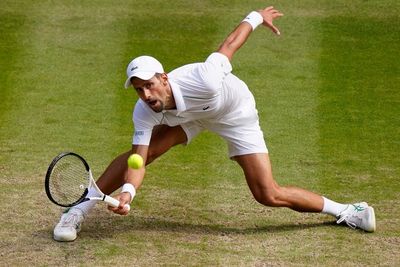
xmin=53 ymin=208 xmax=85 ymax=241
xmin=337 ymin=202 xmax=376 ymax=232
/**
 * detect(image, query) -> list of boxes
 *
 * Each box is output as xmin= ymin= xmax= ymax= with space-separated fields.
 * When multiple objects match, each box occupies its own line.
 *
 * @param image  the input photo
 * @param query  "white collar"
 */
xmin=168 ymin=80 xmax=186 ymax=115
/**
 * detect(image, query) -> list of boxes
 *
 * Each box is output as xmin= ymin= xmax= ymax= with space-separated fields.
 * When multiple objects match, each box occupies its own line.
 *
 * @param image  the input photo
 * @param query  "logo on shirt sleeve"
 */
xmin=135 ymin=131 xmax=144 ymax=136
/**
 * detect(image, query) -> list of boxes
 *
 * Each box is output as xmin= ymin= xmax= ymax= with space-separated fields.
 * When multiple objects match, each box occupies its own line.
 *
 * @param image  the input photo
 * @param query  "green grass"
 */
xmin=317 ymin=15 xmax=400 ymax=202
xmin=0 ymin=0 xmax=399 ymax=266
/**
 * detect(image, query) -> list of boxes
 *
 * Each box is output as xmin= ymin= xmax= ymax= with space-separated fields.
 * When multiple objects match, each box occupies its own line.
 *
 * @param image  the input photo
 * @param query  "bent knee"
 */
xmin=251 ymin=187 xmax=285 ymax=207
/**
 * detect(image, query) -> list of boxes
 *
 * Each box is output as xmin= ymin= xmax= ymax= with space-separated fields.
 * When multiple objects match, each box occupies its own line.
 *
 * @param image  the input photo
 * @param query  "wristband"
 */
xmin=121 ymin=183 xmax=136 ymax=203
xmin=242 ymin=11 xmax=263 ymax=31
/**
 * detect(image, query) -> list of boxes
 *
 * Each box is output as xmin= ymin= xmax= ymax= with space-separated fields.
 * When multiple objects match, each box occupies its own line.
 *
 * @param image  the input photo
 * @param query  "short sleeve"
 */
xmin=192 ymin=52 xmax=233 ymax=93
xmin=132 ymin=100 xmax=159 ymax=145
xmin=205 ymin=52 xmax=232 ymax=75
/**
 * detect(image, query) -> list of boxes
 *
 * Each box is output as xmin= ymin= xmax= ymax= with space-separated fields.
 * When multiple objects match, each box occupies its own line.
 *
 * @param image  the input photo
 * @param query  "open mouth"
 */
xmin=147 ymin=99 xmax=158 ymax=107
xmin=146 ymin=98 xmax=163 ymax=112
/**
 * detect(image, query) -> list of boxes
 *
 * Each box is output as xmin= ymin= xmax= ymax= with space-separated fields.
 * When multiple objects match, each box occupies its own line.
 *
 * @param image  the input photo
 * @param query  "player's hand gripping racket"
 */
xmin=45 ymin=152 xmax=130 ymax=211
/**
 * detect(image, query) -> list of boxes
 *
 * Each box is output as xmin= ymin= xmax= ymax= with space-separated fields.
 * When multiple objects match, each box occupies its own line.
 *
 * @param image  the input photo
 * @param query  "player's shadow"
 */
xmin=81 ymin=214 xmax=336 ymax=240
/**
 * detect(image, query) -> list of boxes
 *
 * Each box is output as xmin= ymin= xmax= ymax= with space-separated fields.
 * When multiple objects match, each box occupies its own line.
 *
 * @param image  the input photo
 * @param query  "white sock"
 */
xmin=71 ymin=188 xmax=99 ymax=216
xmin=322 ymin=197 xmax=348 ymax=217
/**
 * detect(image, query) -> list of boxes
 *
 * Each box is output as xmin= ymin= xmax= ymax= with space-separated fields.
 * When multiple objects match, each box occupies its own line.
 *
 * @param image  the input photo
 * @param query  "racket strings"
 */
xmin=48 ymin=156 xmax=89 ymax=206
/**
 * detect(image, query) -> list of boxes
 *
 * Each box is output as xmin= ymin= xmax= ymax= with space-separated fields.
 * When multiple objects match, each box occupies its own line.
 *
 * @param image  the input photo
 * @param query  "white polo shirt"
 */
xmin=133 ymin=53 xmax=232 ymax=144
xmin=132 ymin=52 xmax=267 ymax=157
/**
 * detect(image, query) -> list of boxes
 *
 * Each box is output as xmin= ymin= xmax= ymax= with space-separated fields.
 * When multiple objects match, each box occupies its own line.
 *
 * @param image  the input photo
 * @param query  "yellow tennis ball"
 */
xmin=127 ymin=154 xmax=143 ymax=169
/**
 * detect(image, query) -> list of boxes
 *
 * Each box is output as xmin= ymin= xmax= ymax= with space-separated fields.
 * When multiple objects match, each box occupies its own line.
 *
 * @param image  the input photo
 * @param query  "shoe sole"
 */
xmin=53 ymin=232 xmax=77 ymax=242
xmin=53 ymin=236 xmax=77 ymax=242
xmin=359 ymin=202 xmax=376 ymax=232
xmin=53 ymin=227 xmax=79 ymax=242
xmin=366 ymin=206 xmax=376 ymax=232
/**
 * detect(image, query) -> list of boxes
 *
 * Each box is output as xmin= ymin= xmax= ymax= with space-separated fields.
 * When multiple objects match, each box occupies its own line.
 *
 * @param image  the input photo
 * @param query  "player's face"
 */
xmin=131 ymin=74 xmax=175 ymax=113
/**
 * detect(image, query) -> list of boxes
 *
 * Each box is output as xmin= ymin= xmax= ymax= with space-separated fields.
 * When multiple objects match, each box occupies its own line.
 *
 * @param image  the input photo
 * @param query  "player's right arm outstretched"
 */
xmin=217 ymin=6 xmax=283 ymax=61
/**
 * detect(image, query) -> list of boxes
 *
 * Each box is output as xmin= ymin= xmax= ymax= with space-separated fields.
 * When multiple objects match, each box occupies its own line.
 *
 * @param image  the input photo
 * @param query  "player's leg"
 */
xmin=234 ymin=153 xmax=324 ymax=212
xmin=97 ymin=125 xmax=188 ymax=194
xmin=146 ymin=125 xmax=188 ymax=165
xmin=234 ymin=153 xmax=375 ymax=231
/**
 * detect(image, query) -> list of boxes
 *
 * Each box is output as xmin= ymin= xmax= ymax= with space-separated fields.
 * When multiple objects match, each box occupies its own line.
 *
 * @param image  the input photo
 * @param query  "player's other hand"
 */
xmin=258 ymin=6 xmax=283 ymax=35
xmin=107 ymin=192 xmax=131 ymax=215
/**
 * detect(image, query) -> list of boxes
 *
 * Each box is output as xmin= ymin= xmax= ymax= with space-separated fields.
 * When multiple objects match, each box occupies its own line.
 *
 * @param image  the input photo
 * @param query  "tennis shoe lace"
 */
xmin=337 ymin=211 xmax=360 ymax=229
xmin=336 ymin=202 xmax=375 ymax=232
xmin=60 ymin=208 xmax=85 ymax=228
xmin=62 ymin=211 xmax=83 ymax=227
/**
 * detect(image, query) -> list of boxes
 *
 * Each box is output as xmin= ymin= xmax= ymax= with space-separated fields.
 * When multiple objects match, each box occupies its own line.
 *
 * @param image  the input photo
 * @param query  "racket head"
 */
xmin=45 ymin=152 xmax=91 ymax=207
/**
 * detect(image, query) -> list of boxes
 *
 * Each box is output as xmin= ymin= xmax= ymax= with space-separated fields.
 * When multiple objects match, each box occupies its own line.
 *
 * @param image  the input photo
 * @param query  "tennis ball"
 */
xmin=127 ymin=154 xmax=143 ymax=169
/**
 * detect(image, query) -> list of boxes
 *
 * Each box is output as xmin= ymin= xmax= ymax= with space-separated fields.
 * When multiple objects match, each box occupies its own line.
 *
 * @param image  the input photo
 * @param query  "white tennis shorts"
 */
xmin=181 ymin=93 xmax=268 ymax=158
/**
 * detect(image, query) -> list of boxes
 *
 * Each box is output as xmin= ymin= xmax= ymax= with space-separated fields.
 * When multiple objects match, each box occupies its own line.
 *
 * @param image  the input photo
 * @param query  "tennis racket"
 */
xmin=45 ymin=152 xmax=130 ymax=211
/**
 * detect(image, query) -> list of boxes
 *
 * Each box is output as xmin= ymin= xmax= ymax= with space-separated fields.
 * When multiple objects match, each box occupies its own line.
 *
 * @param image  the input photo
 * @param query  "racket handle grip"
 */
xmin=104 ymin=195 xmax=120 ymax=208
xmin=104 ymin=195 xmax=131 ymax=211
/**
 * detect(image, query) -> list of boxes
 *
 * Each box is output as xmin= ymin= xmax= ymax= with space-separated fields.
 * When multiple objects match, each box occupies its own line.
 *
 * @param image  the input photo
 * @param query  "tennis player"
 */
xmin=53 ymin=6 xmax=376 ymax=241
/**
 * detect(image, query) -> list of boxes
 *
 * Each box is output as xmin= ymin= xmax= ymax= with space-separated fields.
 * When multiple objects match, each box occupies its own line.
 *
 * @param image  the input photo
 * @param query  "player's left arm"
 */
xmin=217 ymin=6 xmax=283 ymax=61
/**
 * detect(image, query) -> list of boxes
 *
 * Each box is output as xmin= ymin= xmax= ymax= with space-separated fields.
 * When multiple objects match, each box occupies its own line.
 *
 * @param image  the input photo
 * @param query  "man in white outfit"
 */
xmin=53 ymin=5 xmax=376 ymax=241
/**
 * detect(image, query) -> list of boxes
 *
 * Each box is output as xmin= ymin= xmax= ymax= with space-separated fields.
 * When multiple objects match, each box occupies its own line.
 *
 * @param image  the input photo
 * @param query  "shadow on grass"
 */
xmin=74 ymin=215 xmax=337 ymax=240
